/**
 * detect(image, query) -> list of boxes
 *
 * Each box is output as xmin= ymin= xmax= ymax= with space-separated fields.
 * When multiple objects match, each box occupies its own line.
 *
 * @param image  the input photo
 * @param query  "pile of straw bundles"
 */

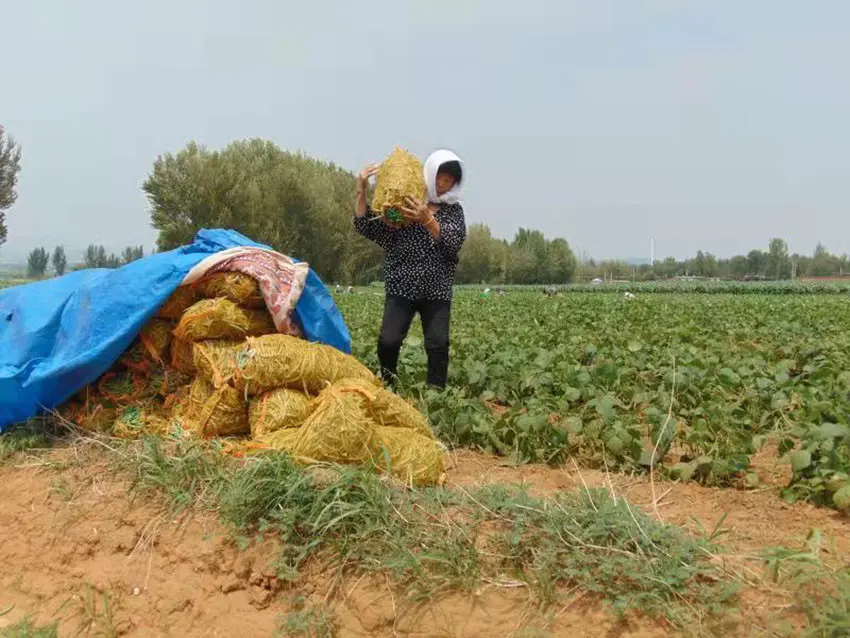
xmin=371 ymin=147 xmax=426 ymax=225
xmin=255 ymin=380 xmax=446 ymax=487
xmin=56 ymin=267 xmax=445 ymax=486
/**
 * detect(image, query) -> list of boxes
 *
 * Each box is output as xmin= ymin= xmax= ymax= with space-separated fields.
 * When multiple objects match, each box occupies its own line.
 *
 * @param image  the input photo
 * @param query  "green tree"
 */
xmin=122 ymin=246 xmax=144 ymax=264
xmin=746 ymin=250 xmax=767 ymax=277
xmin=509 ymin=228 xmax=549 ymax=284
xmin=84 ymin=245 xmax=108 ymax=269
xmin=728 ymin=255 xmax=748 ymax=279
xmin=767 ymin=238 xmax=791 ymax=280
xmin=546 ymin=238 xmax=577 ymax=283
xmin=52 ymin=246 xmax=67 ymax=276
xmin=143 ymin=138 xmax=381 ymax=284
xmin=0 ymin=125 xmax=22 ymax=247
xmin=458 ymin=223 xmax=498 ymax=284
xmin=27 ymin=247 xmax=49 ymax=278
xmin=810 ymin=243 xmax=836 ymax=277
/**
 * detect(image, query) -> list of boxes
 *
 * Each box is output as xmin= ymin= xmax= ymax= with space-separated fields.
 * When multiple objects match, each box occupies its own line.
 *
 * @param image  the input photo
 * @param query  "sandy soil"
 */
xmin=0 ymin=444 xmax=847 ymax=637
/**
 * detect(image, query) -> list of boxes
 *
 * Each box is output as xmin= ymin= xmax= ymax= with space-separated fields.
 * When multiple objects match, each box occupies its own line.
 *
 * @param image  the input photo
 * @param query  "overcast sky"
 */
xmin=1 ymin=0 xmax=848 ymax=261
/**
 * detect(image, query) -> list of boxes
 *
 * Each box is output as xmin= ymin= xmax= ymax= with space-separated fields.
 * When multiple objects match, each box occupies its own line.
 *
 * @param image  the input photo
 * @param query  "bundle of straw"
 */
xmin=335 ymin=378 xmax=434 ymax=439
xmin=370 ymin=426 xmax=446 ymax=487
xmin=371 ymin=147 xmax=426 ymax=224
xmin=170 ymin=337 xmax=197 ymax=375
xmin=139 ymin=319 xmax=173 ymax=362
xmin=292 ymin=385 xmax=374 ymax=463
xmin=249 ymin=388 xmax=313 ymax=438
xmin=258 ymin=427 xmax=302 ymax=454
xmin=195 ymin=272 xmax=265 ymax=308
xmin=157 ymin=286 xmax=197 ymax=320
xmin=182 ymin=376 xmax=248 ymax=438
xmin=193 ymin=340 xmax=242 ymax=387
xmin=174 ymin=298 xmax=275 ymax=342
xmin=233 ymin=334 xmax=379 ymax=395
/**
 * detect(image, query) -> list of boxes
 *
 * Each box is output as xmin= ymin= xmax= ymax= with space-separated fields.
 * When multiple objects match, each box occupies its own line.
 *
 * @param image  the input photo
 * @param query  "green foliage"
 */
xmin=143 ymin=139 xmax=577 ymax=286
xmin=763 ymin=531 xmax=850 ymax=637
xmin=132 ymin=439 xmax=733 ymax=627
xmin=0 ymin=125 xmax=22 ymax=248
xmin=82 ymin=245 xmax=138 ymax=269
xmin=340 ymin=291 xmax=850 ymax=500
xmin=781 ymin=422 xmax=850 ymax=508
xmin=130 ymin=436 xmax=228 ymax=512
xmin=143 ymin=139 xmax=383 ymax=285
xmin=26 ymin=247 xmax=49 ymax=278
xmin=500 ymin=279 xmax=850 ymax=295
xmin=0 ymin=618 xmax=59 ymax=638
xmin=275 ymin=599 xmax=336 ymax=637
xmin=51 ymin=246 xmax=67 ymax=276
xmin=121 ymin=246 xmax=144 ymax=264
xmin=0 ymin=419 xmax=52 ymax=463
xmin=577 ymin=240 xmax=850 ymax=283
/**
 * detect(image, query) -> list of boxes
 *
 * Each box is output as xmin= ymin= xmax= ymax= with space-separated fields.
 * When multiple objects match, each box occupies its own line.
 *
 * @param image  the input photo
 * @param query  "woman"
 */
xmin=354 ymin=149 xmax=467 ymax=388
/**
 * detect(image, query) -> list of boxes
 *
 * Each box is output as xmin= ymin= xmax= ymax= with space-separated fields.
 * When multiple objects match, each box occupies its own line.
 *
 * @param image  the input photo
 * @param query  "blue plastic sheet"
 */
xmin=0 ymin=229 xmax=350 ymax=431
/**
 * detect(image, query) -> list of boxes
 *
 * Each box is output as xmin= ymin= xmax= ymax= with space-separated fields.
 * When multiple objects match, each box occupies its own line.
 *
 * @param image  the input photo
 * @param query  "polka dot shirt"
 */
xmin=354 ymin=203 xmax=467 ymax=301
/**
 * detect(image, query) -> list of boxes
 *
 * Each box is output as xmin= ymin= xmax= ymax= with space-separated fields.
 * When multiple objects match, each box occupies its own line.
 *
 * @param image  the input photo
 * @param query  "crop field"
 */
xmin=342 ymin=291 xmax=850 ymax=507
xmin=2 ymin=286 xmax=850 ymax=637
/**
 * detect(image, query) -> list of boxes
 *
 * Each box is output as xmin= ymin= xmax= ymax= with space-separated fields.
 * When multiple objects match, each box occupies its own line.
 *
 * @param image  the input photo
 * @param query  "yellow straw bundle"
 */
xmin=233 ymin=334 xmax=379 ymax=396
xmin=195 ymin=272 xmax=265 ymax=308
xmin=174 ymin=298 xmax=276 ymax=342
xmin=371 ymin=147 xmax=426 ymax=223
xmin=249 ymin=388 xmax=313 ymax=438
xmin=157 ymin=286 xmax=197 ymax=321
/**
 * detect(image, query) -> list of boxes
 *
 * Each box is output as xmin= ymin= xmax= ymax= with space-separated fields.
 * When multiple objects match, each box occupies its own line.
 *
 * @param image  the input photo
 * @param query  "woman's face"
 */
xmin=435 ymin=171 xmax=458 ymax=197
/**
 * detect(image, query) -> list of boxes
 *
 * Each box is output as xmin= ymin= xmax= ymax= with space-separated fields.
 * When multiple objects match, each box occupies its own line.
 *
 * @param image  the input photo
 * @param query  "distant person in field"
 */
xmin=354 ymin=149 xmax=466 ymax=388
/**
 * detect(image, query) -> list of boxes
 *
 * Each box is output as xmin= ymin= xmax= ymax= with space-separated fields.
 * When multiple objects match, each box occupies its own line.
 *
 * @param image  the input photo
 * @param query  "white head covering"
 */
xmin=423 ymin=149 xmax=465 ymax=205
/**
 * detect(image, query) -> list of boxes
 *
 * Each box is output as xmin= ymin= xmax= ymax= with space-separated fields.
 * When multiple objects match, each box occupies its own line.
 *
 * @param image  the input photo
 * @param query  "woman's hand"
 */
xmin=355 ymin=163 xmax=379 ymax=217
xmin=357 ymin=164 xmax=379 ymax=192
xmin=400 ymin=197 xmax=434 ymax=224
xmin=402 ymin=197 xmax=440 ymax=238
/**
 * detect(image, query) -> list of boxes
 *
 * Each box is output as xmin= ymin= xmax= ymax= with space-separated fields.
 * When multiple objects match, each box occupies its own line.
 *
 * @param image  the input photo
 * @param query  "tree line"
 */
xmin=6 ymin=132 xmax=846 ymax=285
xmin=26 ymin=245 xmax=145 ymax=278
xmin=144 ymin=138 xmax=579 ymax=285
xmin=579 ymin=238 xmax=850 ymax=283
xmin=0 ymin=125 xmax=22 ymax=249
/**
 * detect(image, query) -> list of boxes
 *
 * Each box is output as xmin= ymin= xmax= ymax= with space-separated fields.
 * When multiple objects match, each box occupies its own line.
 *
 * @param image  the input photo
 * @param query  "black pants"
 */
xmin=378 ymin=296 xmax=451 ymax=388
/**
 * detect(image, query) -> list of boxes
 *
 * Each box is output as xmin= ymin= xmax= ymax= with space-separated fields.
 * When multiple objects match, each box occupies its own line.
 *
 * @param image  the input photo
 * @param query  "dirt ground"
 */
xmin=1 ymin=444 xmax=847 ymax=637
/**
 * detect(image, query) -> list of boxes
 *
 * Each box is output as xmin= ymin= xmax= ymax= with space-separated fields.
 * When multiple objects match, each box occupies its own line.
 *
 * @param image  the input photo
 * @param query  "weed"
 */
xmin=72 ymin=584 xmax=119 ymax=638
xmin=131 ymin=439 xmax=736 ymax=628
xmin=0 ymin=617 xmax=59 ymax=638
xmin=763 ymin=531 xmax=850 ymax=637
xmin=0 ymin=419 xmax=53 ymax=463
xmin=129 ymin=436 xmax=227 ymax=512
xmin=275 ymin=597 xmax=336 ymax=637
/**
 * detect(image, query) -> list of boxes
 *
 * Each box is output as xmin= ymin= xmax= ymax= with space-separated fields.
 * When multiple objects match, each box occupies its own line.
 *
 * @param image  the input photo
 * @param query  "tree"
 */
xmin=84 ymin=245 xmax=108 ymax=269
xmin=52 ymin=246 xmax=67 ymax=276
xmin=729 ymin=255 xmax=748 ymax=279
xmin=746 ymin=250 xmax=767 ymax=278
xmin=143 ymin=138 xmax=382 ymax=285
xmin=546 ymin=238 xmax=577 ymax=283
xmin=27 ymin=247 xmax=49 ymax=278
xmin=122 ymin=246 xmax=144 ymax=264
xmin=767 ymin=238 xmax=791 ymax=280
xmin=0 ymin=126 xmax=22 ymax=247
xmin=810 ymin=242 xmax=836 ymax=277
xmin=457 ymin=224 xmax=503 ymax=284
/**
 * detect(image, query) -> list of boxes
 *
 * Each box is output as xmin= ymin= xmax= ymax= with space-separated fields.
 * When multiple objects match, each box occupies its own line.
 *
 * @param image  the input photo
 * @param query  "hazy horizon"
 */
xmin=1 ymin=0 xmax=848 ymax=264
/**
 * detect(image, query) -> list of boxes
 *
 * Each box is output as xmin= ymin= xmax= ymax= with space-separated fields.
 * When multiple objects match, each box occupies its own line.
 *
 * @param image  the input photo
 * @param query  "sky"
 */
xmin=1 ymin=0 xmax=848 ymax=262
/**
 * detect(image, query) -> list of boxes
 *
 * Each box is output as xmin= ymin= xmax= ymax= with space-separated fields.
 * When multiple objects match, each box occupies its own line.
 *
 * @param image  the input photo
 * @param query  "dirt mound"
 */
xmin=0 ymin=445 xmax=847 ymax=636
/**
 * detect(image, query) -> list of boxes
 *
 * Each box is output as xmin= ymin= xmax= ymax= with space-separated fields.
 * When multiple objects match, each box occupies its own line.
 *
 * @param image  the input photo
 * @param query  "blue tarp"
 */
xmin=0 ymin=229 xmax=350 ymax=432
